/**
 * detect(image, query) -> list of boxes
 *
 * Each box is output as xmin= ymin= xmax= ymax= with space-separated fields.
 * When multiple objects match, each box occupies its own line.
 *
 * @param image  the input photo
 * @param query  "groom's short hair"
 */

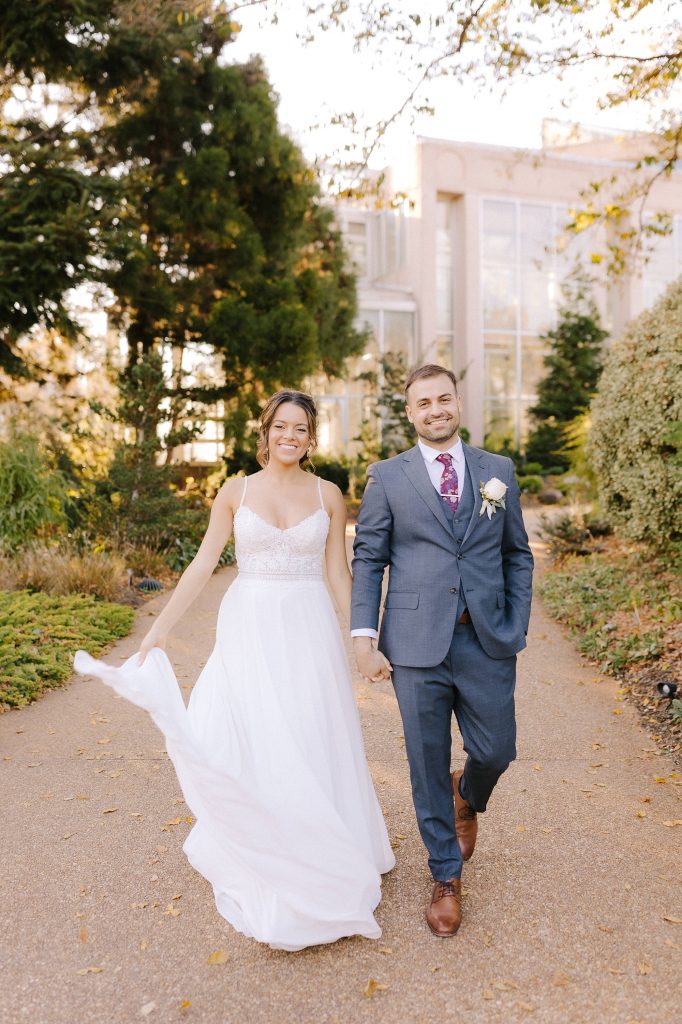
xmin=404 ymin=364 xmax=458 ymax=399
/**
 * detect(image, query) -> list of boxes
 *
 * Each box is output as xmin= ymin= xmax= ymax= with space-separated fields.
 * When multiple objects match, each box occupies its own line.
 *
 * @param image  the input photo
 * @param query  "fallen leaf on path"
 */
xmin=109 ymin=770 xmax=121 ymax=779
xmin=591 ymin=762 xmax=607 ymax=768
xmin=97 ymin=738 xmax=111 ymax=745
xmin=130 ymin=813 xmax=143 ymax=819
xmin=179 ymin=1001 xmax=191 ymax=1012
xmin=607 ymin=967 xmax=625 ymax=975
xmin=77 ymin=966 xmax=103 ymax=975
xmin=552 ymin=971 xmax=571 ymax=987
xmin=102 ymin=808 xmax=118 ymax=814
xmin=654 ymin=777 xmax=667 ymax=784
xmin=515 ymin=1001 xmax=535 ymax=1012
xmin=363 ymin=978 xmax=388 ymax=998
xmin=79 ymin=927 xmax=87 ymax=943
xmin=207 ymin=949 xmax=229 ymax=965
xmin=612 ymin=709 xmax=622 ymax=716
xmin=492 ymin=978 xmax=519 ymax=992
xmin=139 ymin=941 xmax=148 ymax=951
xmin=516 ymin=824 xmax=526 ymax=833
xmin=62 ymin=833 xmax=77 ymax=841
xmin=635 ymin=810 xmax=647 ymax=818
xmin=379 ymin=946 xmax=393 ymax=955
xmin=637 ymin=961 xmax=652 ymax=975
xmin=664 ymin=938 xmax=681 ymax=950
xmin=639 ymin=796 xmax=651 ymax=803
xmin=184 ymin=816 xmax=193 ymax=824
xmin=140 ymin=1002 xmax=156 ymax=1016
xmin=532 ymin=764 xmax=542 ymax=771
xmin=482 ymin=990 xmax=494 ymax=1000
xmin=76 ymin=794 xmax=89 ymax=800
xmin=661 ymin=820 xmax=682 ymax=827
xmin=27 ymin=763 xmax=42 ymax=768
xmin=171 ymin=893 xmax=182 ymax=901
xmin=131 ymin=902 xmax=149 ymax=910
xmin=663 ymin=915 xmax=682 ymax=924
xmin=162 ymin=904 xmax=181 ymax=917
xmin=598 ymin=925 xmax=614 ymax=934
xmin=483 ymin=932 xmax=493 ymax=947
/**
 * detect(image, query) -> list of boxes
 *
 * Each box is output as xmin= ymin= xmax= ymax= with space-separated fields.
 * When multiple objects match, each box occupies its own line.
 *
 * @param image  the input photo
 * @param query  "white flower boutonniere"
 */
xmin=479 ymin=477 xmax=507 ymax=519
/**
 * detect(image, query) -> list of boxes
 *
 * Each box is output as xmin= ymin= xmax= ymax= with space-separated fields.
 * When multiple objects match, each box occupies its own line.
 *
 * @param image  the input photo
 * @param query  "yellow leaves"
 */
xmin=532 ymin=763 xmax=542 ymax=771
xmin=162 ymin=903 xmax=181 ymax=917
xmin=161 ymin=817 xmax=182 ymax=832
xmin=76 ymin=965 xmax=103 ymax=975
xmin=79 ymin=926 xmax=87 ymax=943
xmin=661 ymin=819 xmax=682 ymax=827
xmin=653 ymin=776 xmax=667 ymax=784
xmin=378 ymin=946 xmax=393 ymax=955
xmin=206 ymin=949 xmax=230 ymax=965
xmin=102 ymin=807 xmax=118 ymax=814
xmin=663 ymin=915 xmax=682 ymax=924
xmin=140 ymin=940 xmax=148 ymax=951
xmin=179 ymin=1001 xmax=191 ymax=1013
xmin=635 ymin=810 xmax=647 ymax=818
xmin=516 ymin=824 xmax=526 ymax=832
xmin=598 ymin=925 xmax=614 ymax=934
xmin=363 ymin=978 xmax=388 ymax=997
xmin=612 ymin=709 xmax=623 ymax=716
xmin=96 ymin=737 xmax=111 ymax=745
xmin=637 ymin=960 xmax=652 ymax=975
xmin=131 ymin=901 xmax=149 ymax=910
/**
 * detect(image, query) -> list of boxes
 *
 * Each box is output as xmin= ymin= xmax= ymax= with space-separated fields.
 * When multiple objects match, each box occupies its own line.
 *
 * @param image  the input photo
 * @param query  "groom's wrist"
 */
xmin=352 ymin=635 xmax=375 ymax=652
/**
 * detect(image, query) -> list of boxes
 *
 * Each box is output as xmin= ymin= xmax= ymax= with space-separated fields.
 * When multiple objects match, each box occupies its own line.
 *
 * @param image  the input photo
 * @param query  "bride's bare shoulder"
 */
xmin=214 ymin=475 xmax=248 ymax=511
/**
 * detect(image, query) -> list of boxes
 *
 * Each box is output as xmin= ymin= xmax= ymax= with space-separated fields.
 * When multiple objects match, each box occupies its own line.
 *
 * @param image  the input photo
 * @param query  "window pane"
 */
xmin=520 ymin=204 xmax=553 ymax=267
xmin=520 ymin=268 xmax=554 ymax=333
xmin=484 ymin=398 xmax=516 ymax=445
xmin=346 ymin=220 xmax=368 ymax=276
xmin=521 ymin=337 xmax=548 ymax=399
xmin=482 ymin=267 xmax=516 ymax=329
xmin=384 ymin=311 xmax=414 ymax=360
xmin=484 ymin=336 xmax=516 ymax=398
xmin=482 ymin=200 xmax=516 ymax=263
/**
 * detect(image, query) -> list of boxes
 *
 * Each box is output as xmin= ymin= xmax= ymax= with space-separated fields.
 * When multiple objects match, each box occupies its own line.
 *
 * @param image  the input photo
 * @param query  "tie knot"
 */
xmin=436 ymin=453 xmax=453 ymax=467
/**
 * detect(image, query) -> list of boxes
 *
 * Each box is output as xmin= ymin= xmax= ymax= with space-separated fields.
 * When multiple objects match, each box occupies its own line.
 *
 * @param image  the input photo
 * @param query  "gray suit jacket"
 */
xmin=351 ymin=443 xmax=534 ymax=666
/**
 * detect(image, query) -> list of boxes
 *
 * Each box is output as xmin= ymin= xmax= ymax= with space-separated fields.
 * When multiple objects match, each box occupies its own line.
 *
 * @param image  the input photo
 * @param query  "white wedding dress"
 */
xmin=74 ymin=476 xmax=394 ymax=951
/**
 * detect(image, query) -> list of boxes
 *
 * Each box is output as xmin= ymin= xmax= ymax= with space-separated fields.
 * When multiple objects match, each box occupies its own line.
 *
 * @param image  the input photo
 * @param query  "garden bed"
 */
xmin=538 ymin=537 xmax=682 ymax=762
xmin=0 ymin=590 xmax=134 ymax=709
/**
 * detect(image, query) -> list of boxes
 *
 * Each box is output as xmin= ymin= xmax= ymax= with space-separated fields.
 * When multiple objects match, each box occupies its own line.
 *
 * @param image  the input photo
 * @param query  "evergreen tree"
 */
xmin=525 ymin=279 xmax=607 ymax=471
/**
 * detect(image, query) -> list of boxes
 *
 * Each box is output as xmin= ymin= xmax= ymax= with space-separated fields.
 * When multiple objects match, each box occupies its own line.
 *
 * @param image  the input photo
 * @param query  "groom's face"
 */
xmin=405 ymin=374 xmax=461 ymax=446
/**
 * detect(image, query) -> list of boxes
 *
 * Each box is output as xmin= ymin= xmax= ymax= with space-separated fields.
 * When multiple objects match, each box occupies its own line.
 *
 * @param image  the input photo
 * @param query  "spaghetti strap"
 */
xmin=316 ymin=475 xmax=324 ymax=511
xmin=239 ymin=476 xmax=248 ymax=508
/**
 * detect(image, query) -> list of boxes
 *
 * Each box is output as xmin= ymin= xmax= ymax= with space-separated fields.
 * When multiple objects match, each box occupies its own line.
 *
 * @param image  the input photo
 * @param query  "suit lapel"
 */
xmin=401 ymin=446 xmax=451 ymax=535
xmin=461 ymin=443 xmax=488 ymax=546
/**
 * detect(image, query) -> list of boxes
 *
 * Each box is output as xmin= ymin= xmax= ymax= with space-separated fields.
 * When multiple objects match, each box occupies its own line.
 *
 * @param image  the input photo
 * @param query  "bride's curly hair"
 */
xmin=256 ymin=390 xmax=318 ymax=468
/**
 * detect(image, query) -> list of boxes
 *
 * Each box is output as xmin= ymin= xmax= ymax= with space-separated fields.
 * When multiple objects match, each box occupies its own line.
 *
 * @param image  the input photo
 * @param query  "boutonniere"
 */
xmin=479 ymin=477 xmax=507 ymax=519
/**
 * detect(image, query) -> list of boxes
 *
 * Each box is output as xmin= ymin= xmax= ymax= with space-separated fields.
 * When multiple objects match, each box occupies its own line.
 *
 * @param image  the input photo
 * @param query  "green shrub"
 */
xmin=312 ymin=457 xmax=350 ymax=494
xmin=589 ymin=276 xmax=682 ymax=544
xmin=522 ymin=462 xmax=544 ymax=476
xmin=0 ymin=590 xmax=134 ymax=707
xmin=0 ymin=431 xmax=68 ymax=547
xmin=518 ymin=474 xmax=543 ymax=494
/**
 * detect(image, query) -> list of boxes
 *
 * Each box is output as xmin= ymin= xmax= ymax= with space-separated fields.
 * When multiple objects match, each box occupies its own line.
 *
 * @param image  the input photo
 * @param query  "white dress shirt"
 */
xmin=351 ymin=437 xmax=466 ymax=639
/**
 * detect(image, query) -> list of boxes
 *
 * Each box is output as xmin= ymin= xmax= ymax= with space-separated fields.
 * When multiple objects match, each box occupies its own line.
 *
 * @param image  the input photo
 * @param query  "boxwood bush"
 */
xmin=589 ymin=276 xmax=682 ymax=545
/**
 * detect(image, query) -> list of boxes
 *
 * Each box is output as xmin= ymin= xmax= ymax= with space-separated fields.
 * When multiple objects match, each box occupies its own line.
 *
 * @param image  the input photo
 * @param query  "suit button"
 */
xmin=450 ymin=587 xmax=457 ymax=593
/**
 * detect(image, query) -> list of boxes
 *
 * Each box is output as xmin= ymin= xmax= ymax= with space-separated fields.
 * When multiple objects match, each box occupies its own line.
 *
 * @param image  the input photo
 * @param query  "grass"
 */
xmin=0 ymin=590 xmax=134 ymax=708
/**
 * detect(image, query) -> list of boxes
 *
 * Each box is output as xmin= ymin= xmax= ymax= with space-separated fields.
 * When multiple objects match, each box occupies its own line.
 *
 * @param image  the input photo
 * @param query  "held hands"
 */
xmin=353 ymin=637 xmax=393 ymax=683
xmin=138 ymin=630 xmax=168 ymax=667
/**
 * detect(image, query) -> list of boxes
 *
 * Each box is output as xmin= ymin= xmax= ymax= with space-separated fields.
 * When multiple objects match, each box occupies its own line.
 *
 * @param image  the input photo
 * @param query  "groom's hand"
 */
xmin=353 ymin=637 xmax=393 ymax=683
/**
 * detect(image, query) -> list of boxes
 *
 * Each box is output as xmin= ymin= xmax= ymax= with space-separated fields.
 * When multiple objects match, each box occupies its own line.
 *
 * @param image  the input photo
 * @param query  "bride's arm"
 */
xmin=323 ymin=483 xmax=353 ymax=623
xmin=138 ymin=478 xmax=240 ymax=664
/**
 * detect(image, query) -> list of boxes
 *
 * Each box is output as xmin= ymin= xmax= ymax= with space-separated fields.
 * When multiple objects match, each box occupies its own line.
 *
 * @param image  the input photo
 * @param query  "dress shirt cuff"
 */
xmin=350 ymin=628 xmax=379 ymax=639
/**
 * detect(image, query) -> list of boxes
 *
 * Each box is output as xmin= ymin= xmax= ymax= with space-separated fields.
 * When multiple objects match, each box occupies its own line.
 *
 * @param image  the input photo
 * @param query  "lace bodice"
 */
xmin=234 ymin=477 xmax=329 ymax=579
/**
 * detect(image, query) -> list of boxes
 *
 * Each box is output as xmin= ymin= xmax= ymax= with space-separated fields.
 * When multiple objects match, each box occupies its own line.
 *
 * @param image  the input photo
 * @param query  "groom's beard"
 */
xmin=417 ymin=415 xmax=460 ymax=445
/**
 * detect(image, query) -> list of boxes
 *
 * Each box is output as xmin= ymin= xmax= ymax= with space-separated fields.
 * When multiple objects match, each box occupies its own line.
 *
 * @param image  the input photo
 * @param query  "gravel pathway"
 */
xmin=3 ymin=517 xmax=681 ymax=1024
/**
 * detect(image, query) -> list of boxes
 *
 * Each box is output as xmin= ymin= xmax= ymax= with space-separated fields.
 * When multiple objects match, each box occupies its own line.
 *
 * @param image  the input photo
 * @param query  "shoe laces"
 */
xmin=434 ymin=880 xmax=461 ymax=901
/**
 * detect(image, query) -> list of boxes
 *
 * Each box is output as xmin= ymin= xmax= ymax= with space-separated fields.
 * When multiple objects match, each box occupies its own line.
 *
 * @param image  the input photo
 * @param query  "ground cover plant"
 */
xmin=539 ymin=537 xmax=682 ymax=759
xmin=0 ymin=591 xmax=134 ymax=709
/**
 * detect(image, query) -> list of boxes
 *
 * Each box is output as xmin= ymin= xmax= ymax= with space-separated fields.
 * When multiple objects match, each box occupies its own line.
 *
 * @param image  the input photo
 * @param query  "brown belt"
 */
xmin=458 ymin=609 xmax=471 ymax=624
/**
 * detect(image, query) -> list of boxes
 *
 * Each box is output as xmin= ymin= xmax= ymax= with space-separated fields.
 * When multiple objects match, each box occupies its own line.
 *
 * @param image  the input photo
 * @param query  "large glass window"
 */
xmin=481 ymin=198 xmax=582 ymax=446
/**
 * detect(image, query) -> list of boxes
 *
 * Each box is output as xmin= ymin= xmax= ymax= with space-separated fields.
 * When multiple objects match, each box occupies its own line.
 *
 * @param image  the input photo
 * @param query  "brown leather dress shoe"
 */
xmin=426 ymin=878 xmax=462 ymax=936
xmin=452 ymin=768 xmax=478 ymax=861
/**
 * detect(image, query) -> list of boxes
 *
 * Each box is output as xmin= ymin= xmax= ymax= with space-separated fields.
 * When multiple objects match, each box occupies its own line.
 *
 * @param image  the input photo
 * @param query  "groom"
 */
xmin=351 ymin=364 xmax=533 ymax=936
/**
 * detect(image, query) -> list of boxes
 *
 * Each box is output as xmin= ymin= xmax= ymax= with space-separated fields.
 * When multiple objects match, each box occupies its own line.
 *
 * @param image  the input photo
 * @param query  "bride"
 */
xmin=74 ymin=389 xmax=395 ymax=951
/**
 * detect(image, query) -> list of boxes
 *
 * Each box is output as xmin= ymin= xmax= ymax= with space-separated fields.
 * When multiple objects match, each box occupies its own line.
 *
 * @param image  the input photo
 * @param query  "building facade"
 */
xmin=316 ymin=125 xmax=682 ymax=453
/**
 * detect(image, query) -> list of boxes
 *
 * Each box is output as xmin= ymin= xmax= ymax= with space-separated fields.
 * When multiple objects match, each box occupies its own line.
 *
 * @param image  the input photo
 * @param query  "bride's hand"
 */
xmin=138 ymin=630 xmax=167 ymax=666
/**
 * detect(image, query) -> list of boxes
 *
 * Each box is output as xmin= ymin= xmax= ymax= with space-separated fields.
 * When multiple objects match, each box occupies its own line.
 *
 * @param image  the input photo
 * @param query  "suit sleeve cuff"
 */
xmin=350 ymin=628 xmax=379 ymax=639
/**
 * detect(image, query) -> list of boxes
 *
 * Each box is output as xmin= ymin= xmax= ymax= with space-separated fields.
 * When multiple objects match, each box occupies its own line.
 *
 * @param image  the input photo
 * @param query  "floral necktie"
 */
xmin=436 ymin=452 xmax=459 ymax=513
